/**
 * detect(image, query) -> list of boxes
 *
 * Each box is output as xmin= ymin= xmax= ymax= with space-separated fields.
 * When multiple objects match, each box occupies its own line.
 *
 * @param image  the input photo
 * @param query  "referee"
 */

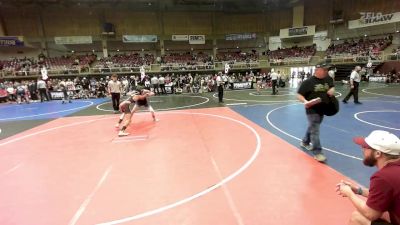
xmin=270 ymin=69 xmax=278 ymax=95
xmin=216 ymin=72 xmax=224 ymax=103
xmin=108 ymin=74 xmax=123 ymax=113
xmin=343 ymin=66 xmax=362 ymax=104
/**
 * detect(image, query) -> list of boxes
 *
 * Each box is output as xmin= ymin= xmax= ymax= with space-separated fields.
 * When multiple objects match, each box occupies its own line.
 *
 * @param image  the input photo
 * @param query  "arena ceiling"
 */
xmin=0 ymin=0 xmax=300 ymax=12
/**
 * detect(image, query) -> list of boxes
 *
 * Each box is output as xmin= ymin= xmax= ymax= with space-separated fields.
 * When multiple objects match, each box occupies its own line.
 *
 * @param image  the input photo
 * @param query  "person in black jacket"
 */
xmin=297 ymin=66 xmax=335 ymax=163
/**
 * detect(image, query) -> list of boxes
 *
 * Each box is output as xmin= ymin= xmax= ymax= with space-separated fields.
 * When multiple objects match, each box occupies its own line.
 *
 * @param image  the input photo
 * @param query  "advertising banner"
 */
xmin=54 ymin=36 xmax=93 ymax=45
xmin=225 ymin=33 xmax=256 ymax=41
xmin=189 ymin=35 xmax=205 ymax=44
xmin=0 ymin=36 xmax=24 ymax=46
xmin=233 ymin=82 xmax=252 ymax=90
xmin=172 ymin=35 xmax=189 ymax=41
xmin=349 ymin=12 xmax=400 ymax=29
xmin=122 ymin=35 xmax=158 ymax=43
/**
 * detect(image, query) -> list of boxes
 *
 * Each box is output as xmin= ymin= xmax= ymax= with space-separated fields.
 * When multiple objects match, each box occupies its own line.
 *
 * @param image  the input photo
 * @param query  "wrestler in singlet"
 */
xmin=135 ymin=95 xmax=149 ymax=108
xmin=119 ymin=94 xmax=136 ymax=114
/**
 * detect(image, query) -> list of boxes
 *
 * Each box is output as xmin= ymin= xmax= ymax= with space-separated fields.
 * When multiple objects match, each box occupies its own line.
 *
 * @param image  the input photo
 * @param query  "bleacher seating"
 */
xmin=326 ymin=37 xmax=391 ymax=58
xmin=216 ymin=51 xmax=259 ymax=62
xmin=94 ymin=53 xmax=155 ymax=69
xmin=266 ymin=45 xmax=316 ymax=64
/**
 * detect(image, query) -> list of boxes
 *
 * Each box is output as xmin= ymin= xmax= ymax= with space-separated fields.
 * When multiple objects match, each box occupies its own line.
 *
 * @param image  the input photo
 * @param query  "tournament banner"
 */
xmin=349 ymin=12 xmax=400 ymax=29
xmin=165 ymin=84 xmax=173 ymax=94
xmin=225 ymin=33 xmax=256 ymax=41
xmin=279 ymin=26 xmax=315 ymax=39
xmin=122 ymin=35 xmax=158 ymax=43
xmin=189 ymin=35 xmax=205 ymax=44
xmin=54 ymin=36 xmax=92 ymax=45
xmin=0 ymin=36 xmax=24 ymax=47
xmin=172 ymin=35 xmax=189 ymax=41
xmin=288 ymin=27 xmax=308 ymax=36
xmin=50 ymin=91 xmax=74 ymax=100
xmin=233 ymin=81 xmax=252 ymax=90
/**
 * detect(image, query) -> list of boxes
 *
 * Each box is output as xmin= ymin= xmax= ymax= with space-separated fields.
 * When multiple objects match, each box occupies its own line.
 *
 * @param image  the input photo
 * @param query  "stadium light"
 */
xmin=117 ymin=49 xmax=120 ymax=52
xmin=336 ymin=37 xmax=340 ymax=40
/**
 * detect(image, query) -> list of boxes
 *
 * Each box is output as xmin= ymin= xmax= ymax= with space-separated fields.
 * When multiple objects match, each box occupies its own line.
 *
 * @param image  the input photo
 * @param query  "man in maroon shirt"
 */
xmin=337 ymin=130 xmax=400 ymax=225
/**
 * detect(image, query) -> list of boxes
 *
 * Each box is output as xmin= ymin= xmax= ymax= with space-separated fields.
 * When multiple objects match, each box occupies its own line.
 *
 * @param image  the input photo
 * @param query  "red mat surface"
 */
xmin=0 ymin=108 xmax=355 ymax=225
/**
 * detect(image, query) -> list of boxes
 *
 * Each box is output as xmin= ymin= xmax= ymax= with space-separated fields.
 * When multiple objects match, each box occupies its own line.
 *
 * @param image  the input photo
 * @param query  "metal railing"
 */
xmin=269 ymin=58 xmax=312 ymax=66
xmin=160 ymin=64 xmax=215 ymax=72
xmin=1 ymin=52 xmax=399 ymax=78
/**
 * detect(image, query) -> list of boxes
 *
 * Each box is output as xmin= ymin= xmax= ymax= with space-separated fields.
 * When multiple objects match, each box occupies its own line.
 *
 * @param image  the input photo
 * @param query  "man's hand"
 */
xmin=327 ymin=88 xmax=335 ymax=96
xmin=351 ymin=85 xmax=354 ymax=89
xmin=336 ymin=181 xmax=355 ymax=197
xmin=303 ymin=100 xmax=309 ymax=108
xmin=341 ymin=180 xmax=359 ymax=192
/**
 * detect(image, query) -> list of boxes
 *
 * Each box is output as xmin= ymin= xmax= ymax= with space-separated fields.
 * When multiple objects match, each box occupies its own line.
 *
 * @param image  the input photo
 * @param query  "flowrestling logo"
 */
xmin=349 ymin=12 xmax=400 ymax=29
xmin=359 ymin=12 xmax=394 ymax=24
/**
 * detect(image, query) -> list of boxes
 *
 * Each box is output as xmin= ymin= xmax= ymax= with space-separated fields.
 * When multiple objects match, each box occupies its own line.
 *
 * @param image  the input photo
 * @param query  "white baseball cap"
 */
xmin=353 ymin=130 xmax=400 ymax=156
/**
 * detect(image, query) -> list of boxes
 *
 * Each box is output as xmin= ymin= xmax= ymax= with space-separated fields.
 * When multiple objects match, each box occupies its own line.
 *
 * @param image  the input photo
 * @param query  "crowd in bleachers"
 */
xmin=388 ymin=46 xmax=400 ymax=60
xmin=326 ymin=36 xmax=392 ymax=59
xmin=160 ymin=52 xmax=214 ymax=71
xmin=0 ymin=34 xmax=397 ymax=78
xmin=266 ymin=45 xmax=316 ymax=65
xmin=0 ymin=54 xmax=97 ymax=76
xmin=0 ymin=57 xmax=40 ymax=76
xmin=43 ymin=54 xmax=96 ymax=73
xmin=93 ymin=53 xmax=155 ymax=70
xmin=216 ymin=51 xmax=259 ymax=63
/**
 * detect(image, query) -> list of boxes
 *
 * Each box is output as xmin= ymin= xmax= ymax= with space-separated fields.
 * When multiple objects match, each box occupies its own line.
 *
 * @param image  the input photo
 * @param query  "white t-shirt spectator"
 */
xmin=122 ymin=79 xmax=129 ymax=87
xmin=7 ymin=86 xmax=15 ymax=94
xmin=144 ymin=80 xmax=150 ymax=88
xmin=41 ymin=67 xmax=48 ymax=80
xmin=159 ymin=76 xmax=165 ymax=85
xmin=222 ymin=74 xmax=228 ymax=82
xmin=151 ymin=76 xmax=159 ymax=85
xmin=66 ymin=80 xmax=75 ymax=91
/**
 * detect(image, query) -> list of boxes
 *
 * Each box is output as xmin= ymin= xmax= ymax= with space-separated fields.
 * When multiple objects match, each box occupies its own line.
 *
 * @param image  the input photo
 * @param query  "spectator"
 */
xmin=297 ymin=67 xmax=335 ymax=162
xmin=337 ymin=130 xmax=400 ymax=225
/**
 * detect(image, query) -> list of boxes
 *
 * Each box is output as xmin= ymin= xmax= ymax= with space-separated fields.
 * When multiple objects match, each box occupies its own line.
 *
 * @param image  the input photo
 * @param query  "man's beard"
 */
xmin=363 ymin=154 xmax=377 ymax=167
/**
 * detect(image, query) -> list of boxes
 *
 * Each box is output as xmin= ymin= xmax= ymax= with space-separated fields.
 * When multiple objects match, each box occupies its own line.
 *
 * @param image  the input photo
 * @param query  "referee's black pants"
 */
xmin=344 ymin=81 xmax=360 ymax=103
xmin=111 ymin=93 xmax=120 ymax=111
xmin=272 ymin=80 xmax=277 ymax=95
xmin=218 ymin=85 xmax=224 ymax=103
